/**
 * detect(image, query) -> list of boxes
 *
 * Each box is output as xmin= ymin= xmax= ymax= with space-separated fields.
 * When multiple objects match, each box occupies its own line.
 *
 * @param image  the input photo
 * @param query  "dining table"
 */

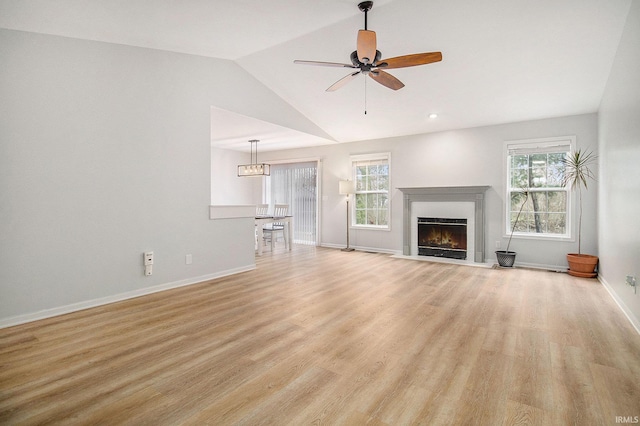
xmin=255 ymin=215 xmax=293 ymax=255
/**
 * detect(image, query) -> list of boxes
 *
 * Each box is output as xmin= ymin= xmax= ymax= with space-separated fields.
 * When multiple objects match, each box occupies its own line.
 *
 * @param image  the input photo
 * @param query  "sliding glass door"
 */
xmin=266 ymin=161 xmax=318 ymax=245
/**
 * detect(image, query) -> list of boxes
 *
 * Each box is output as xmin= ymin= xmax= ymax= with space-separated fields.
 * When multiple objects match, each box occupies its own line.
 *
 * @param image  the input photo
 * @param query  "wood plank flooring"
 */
xmin=1 ymin=246 xmax=639 ymax=425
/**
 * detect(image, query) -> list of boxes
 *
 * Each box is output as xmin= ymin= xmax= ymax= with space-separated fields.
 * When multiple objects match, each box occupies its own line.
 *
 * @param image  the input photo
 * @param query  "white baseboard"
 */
xmin=318 ymin=243 xmax=342 ymax=250
xmin=599 ymin=275 xmax=640 ymax=335
xmin=509 ymin=261 xmax=568 ymax=273
xmin=322 ymin=244 xmax=566 ymax=271
xmin=0 ymin=264 xmax=256 ymax=329
xmin=319 ymin=243 xmax=401 ymax=255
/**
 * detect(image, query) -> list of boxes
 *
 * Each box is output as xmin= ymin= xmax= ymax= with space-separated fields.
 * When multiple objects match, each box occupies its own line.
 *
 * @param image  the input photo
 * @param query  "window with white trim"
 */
xmin=505 ymin=137 xmax=574 ymax=239
xmin=351 ymin=153 xmax=390 ymax=229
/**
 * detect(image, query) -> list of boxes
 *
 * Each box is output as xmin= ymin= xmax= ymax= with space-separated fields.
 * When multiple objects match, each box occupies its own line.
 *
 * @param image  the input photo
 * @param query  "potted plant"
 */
xmin=496 ymin=187 xmax=529 ymax=267
xmin=562 ymin=148 xmax=598 ymax=277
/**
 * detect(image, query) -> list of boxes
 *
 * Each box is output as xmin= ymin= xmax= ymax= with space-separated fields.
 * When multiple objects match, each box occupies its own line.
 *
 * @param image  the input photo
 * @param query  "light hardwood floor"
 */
xmin=1 ymin=247 xmax=639 ymax=425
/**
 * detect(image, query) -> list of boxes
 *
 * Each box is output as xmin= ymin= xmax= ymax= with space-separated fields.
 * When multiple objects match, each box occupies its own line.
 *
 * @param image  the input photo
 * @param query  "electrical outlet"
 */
xmin=185 ymin=254 xmax=192 ymax=265
xmin=144 ymin=251 xmax=154 ymax=266
xmin=626 ymin=275 xmax=637 ymax=294
xmin=495 ymin=241 xmax=501 ymax=249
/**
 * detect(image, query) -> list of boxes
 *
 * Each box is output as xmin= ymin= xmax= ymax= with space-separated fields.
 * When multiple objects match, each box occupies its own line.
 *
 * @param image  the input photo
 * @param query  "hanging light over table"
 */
xmin=237 ymin=139 xmax=270 ymax=177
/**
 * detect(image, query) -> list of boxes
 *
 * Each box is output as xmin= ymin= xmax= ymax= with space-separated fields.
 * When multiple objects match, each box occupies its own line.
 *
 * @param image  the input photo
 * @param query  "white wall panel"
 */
xmin=598 ymin=1 xmax=640 ymax=331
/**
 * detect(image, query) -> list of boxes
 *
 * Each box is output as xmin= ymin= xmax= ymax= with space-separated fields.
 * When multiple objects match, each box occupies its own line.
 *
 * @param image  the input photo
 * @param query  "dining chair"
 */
xmin=255 ymin=204 xmax=269 ymax=249
xmin=263 ymin=204 xmax=289 ymax=250
xmin=256 ymin=204 xmax=268 ymax=216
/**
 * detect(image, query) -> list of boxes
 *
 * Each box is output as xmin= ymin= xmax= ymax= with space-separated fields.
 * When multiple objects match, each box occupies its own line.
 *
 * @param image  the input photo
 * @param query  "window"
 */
xmin=351 ymin=153 xmax=390 ymax=229
xmin=505 ymin=137 xmax=574 ymax=239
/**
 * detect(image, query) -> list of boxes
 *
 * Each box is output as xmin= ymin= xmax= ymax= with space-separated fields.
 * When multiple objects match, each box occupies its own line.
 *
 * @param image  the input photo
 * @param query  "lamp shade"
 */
xmin=339 ymin=180 xmax=354 ymax=195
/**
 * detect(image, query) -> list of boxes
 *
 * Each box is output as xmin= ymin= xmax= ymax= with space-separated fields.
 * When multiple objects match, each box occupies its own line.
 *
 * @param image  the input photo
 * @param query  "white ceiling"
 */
xmin=1 ymin=0 xmax=632 ymax=152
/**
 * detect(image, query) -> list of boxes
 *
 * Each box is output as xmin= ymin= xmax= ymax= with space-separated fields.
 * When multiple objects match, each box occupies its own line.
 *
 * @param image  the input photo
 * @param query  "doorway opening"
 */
xmin=265 ymin=161 xmax=319 ymax=245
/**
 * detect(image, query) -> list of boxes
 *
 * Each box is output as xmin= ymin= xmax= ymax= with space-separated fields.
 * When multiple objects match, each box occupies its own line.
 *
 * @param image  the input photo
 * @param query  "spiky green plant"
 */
xmin=561 ymin=149 xmax=597 ymax=254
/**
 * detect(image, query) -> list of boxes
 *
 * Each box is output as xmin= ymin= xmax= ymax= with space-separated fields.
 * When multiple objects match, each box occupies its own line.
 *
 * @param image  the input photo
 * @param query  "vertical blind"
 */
xmin=267 ymin=161 xmax=318 ymax=245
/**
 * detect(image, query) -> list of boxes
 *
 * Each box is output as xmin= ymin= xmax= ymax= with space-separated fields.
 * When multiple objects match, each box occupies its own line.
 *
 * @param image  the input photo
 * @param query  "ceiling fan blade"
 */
xmin=357 ymin=30 xmax=377 ymax=64
xmin=326 ymin=71 xmax=361 ymax=92
xmin=369 ymin=70 xmax=405 ymax=90
xmin=376 ymin=52 xmax=442 ymax=69
xmin=294 ymin=60 xmax=356 ymax=68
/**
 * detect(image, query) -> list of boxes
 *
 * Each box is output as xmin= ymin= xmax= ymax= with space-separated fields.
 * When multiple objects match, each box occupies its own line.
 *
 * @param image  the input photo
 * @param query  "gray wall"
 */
xmin=0 ymin=29 xmax=323 ymax=325
xmin=248 ymin=114 xmax=598 ymax=271
xmin=598 ymin=1 xmax=640 ymax=331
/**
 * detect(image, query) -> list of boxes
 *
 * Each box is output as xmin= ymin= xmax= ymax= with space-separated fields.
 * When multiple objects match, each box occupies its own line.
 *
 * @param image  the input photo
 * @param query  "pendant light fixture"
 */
xmin=237 ymin=139 xmax=270 ymax=177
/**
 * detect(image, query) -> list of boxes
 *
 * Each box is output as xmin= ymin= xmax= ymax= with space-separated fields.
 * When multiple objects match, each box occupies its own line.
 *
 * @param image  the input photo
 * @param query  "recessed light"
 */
xmin=428 ymin=113 xmax=438 ymax=119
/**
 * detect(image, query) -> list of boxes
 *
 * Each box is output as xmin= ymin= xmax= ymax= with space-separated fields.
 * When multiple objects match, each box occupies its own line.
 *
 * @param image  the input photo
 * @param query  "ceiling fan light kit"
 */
xmin=294 ymin=1 xmax=442 ymax=93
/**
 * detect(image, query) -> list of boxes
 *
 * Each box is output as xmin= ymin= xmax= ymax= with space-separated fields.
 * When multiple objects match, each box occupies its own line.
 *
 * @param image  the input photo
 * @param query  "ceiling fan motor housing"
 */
xmin=350 ymin=50 xmax=381 ymax=68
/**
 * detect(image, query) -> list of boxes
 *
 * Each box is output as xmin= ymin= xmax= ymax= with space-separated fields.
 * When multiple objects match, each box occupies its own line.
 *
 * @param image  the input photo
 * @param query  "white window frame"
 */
xmin=350 ymin=152 xmax=391 ymax=231
xmin=503 ymin=136 xmax=575 ymax=241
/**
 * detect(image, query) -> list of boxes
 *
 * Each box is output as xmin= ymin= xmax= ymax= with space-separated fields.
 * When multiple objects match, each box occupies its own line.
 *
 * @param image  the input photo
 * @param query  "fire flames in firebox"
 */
xmin=427 ymin=228 xmax=462 ymax=249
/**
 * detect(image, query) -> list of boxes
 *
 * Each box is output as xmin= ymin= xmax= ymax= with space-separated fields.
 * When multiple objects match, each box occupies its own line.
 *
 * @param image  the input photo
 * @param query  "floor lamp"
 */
xmin=339 ymin=180 xmax=355 ymax=252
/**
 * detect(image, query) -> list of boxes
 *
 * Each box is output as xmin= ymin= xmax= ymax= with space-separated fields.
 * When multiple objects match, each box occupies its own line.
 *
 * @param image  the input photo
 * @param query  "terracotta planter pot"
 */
xmin=566 ymin=253 xmax=598 ymax=278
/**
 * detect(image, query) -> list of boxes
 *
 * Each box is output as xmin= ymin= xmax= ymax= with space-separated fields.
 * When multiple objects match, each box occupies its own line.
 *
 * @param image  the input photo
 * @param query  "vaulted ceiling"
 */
xmin=0 ymin=0 xmax=632 ymax=151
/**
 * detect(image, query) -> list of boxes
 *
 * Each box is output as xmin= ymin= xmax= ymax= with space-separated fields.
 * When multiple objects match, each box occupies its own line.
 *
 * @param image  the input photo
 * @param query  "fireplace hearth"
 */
xmin=418 ymin=217 xmax=467 ymax=260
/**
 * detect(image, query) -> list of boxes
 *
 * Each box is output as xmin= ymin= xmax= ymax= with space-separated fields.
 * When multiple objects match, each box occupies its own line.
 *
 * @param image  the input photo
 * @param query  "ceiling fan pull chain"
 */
xmin=364 ymin=77 xmax=367 ymax=115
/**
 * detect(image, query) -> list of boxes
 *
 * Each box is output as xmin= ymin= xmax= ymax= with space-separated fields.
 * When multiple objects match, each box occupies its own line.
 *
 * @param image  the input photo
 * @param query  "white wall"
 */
xmin=210 ymin=146 xmax=259 ymax=205
xmin=0 ymin=29 xmax=323 ymax=325
xmin=598 ymin=1 xmax=640 ymax=330
xmin=258 ymin=114 xmax=599 ymax=269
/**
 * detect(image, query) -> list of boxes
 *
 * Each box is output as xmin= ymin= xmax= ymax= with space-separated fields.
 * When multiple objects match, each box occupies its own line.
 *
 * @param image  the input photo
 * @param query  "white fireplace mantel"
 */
xmin=398 ymin=186 xmax=491 ymax=262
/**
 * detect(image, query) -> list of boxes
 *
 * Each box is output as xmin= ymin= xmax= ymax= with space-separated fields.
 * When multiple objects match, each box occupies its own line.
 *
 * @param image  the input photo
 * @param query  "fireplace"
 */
xmin=418 ymin=218 xmax=467 ymax=260
xmin=399 ymin=186 xmax=490 ymax=263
